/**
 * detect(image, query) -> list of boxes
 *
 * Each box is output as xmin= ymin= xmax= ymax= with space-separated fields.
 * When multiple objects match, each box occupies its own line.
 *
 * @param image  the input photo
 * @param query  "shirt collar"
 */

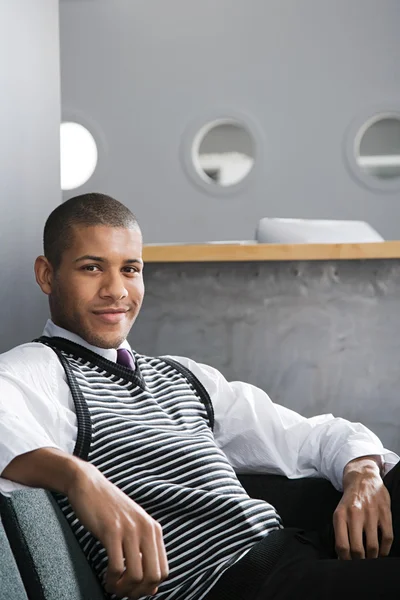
xmin=42 ymin=319 xmax=135 ymax=367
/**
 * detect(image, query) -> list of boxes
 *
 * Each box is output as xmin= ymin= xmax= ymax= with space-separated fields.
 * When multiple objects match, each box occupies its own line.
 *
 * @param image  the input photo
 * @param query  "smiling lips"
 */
xmin=92 ymin=309 xmax=129 ymax=324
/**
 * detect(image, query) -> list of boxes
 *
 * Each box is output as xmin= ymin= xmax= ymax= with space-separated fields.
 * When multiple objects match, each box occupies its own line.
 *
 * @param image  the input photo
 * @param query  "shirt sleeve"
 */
xmin=0 ymin=355 xmax=63 ymax=496
xmin=170 ymin=356 xmax=399 ymax=491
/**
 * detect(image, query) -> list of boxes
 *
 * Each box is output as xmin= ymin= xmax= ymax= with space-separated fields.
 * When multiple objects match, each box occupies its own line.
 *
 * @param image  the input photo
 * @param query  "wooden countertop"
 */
xmin=143 ymin=241 xmax=400 ymax=263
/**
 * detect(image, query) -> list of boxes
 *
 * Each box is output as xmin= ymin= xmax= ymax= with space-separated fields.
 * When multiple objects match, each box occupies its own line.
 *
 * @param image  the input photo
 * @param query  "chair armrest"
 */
xmin=0 ymin=489 xmax=105 ymax=600
xmin=0 ymin=515 xmax=29 ymax=600
xmin=237 ymin=474 xmax=342 ymax=531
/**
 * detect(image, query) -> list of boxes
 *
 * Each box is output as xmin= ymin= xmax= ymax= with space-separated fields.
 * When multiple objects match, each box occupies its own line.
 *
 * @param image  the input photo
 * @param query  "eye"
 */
xmin=122 ymin=266 xmax=141 ymax=275
xmin=82 ymin=265 xmax=101 ymax=272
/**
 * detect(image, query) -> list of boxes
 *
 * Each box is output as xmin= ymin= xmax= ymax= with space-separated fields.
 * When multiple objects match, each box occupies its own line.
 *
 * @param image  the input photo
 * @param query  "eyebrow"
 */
xmin=74 ymin=255 xmax=143 ymax=265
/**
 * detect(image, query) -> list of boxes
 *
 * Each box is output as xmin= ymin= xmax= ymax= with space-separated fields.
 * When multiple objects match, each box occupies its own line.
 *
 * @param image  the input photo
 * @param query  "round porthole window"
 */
xmin=355 ymin=115 xmax=400 ymax=180
xmin=60 ymin=122 xmax=98 ymax=190
xmin=192 ymin=119 xmax=255 ymax=187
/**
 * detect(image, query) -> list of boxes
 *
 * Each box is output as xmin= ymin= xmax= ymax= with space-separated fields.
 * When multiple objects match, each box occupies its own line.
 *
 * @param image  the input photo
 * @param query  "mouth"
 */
xmin=92 ymin=309 xmax=129 ymax=324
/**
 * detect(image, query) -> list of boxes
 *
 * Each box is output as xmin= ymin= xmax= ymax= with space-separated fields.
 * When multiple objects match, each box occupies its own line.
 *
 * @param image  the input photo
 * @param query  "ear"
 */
xmin=34 ymin=256 xmax=54 ymax=296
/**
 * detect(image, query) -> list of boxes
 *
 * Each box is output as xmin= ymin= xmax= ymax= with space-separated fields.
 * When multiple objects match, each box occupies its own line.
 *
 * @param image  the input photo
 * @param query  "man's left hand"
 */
xmin=333 ymin=456 xmax=393 ymax=560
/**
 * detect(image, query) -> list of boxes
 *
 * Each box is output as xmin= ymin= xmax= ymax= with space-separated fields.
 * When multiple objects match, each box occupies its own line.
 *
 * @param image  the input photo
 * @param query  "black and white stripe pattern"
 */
xmin=45 ymin=341 xmax=282 ymax=600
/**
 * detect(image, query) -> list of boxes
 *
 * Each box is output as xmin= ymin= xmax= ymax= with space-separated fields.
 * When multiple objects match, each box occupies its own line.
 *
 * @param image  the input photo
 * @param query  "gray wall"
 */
xmin=360 ymin=118 xmax=400 ymax=156
xmin=60 ymin=0 xmax=400 ymax=242
xmin=0 ymin=0 xmax=61 ymax=352
xmin=133 ymin=259 xmax=400 ymax=453
xmin=199 ymin=124 xmax=254 ymax=156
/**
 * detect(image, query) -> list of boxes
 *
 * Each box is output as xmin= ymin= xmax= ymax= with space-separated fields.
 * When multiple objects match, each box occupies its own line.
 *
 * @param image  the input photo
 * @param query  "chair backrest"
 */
xmin=0 ymin=489 xmax=106 ymax=600
xmin=238 ymin=474 xmax=341 ymax=530
xmin=0 ymin=515 xmax=28 ymax=600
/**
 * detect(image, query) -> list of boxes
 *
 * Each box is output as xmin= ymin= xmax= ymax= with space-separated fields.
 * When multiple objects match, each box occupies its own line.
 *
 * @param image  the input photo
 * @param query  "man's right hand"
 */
xmin=2 ymin=448 xmax=169 ymax=599
xmin=66 ymin=461 xmax=169 ymax=599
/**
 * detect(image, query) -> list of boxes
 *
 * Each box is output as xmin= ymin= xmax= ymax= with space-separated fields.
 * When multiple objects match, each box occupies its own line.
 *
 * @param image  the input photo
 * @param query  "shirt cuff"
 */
xmin=0 ymin=443 xmax=61 ymax=497
xmin=0 ymin=477 xmax=33 ymax=497
xmin=331 ymin=442 xmax=399 ymax=491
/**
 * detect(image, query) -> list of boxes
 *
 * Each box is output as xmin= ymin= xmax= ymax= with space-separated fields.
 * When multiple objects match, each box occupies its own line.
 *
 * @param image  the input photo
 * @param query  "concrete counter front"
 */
xmin=134 ymin=242 xmax=400 ymax=454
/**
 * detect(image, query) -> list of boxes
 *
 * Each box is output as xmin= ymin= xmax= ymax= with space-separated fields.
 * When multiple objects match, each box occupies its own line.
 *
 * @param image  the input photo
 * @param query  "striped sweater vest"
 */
xmin=37 ymin=337 xmax=282 ymax=600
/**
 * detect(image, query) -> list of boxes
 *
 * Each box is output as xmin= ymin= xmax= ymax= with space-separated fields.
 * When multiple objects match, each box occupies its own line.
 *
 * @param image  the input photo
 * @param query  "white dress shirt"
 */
xmin=0 ymin=320 xmax=397 ymax=497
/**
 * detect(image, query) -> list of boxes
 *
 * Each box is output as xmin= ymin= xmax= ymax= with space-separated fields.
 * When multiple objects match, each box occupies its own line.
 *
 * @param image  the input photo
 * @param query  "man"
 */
xmin=0 ymin=192 xmax=399 ymax=600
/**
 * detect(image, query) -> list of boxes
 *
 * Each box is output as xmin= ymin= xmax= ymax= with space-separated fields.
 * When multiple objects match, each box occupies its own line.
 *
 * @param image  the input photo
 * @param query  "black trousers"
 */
xmin=210 ymin=461 xmax=400 ymax=600
xmin=257 ymin=460 xmax=400 ymax=600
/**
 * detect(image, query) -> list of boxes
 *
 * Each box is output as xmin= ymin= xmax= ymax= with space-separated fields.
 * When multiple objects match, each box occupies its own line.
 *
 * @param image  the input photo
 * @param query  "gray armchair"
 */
xmin=0 ymin=475 xmax=341 ymax=600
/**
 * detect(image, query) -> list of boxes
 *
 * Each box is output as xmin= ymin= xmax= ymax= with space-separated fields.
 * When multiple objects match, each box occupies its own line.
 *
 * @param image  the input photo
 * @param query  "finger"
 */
xmin=120 ymin=526 xmax=161 ymax=599
xmin=379 ymin=511 xmax=394 ymax=557
xmin=115 ymin=535 xmax=143 ymax=598
xmin=130 ymin=523 xmax=168 ymax=599
xmin=364 ymin=521 xmax=379 ymax=559
xmin=155 ymin=523 xmax=169 ymax=581
xmin=140 ymin=526 xmax=163 ymax=588
xmin=104 ymin=534 xmax=126 ymax=593
xmin=348 ymin=518 xmax=365 ymax=559
xmin=333 ymin=512 xmax=351 ymax=560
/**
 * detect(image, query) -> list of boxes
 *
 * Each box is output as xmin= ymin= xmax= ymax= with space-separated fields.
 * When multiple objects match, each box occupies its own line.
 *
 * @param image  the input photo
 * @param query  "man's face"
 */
xmin=36 ymin=225 xmax=145 ymax=349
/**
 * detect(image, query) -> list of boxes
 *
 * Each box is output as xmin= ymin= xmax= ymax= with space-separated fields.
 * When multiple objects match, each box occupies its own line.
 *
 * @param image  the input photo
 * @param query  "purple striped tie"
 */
xmin=116 ymin=348 xmax=135 ymax=370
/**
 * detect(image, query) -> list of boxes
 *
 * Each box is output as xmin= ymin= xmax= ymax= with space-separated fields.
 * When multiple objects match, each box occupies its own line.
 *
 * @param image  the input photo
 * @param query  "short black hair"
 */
xmin=43 ymin=192 xmax=140 ymax=269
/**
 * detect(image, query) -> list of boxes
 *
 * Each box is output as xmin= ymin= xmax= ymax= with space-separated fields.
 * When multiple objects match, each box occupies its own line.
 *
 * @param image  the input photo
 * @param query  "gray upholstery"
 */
xmin=0 ymin=517 xmax=28 ymax=600
xmin=0 ymin=489 xmax=105 ymax=600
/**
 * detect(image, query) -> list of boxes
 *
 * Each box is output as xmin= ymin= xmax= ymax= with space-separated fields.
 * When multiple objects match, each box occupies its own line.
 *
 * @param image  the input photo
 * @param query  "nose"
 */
xmin=99 ymin=271 xmax=128 ymax=302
